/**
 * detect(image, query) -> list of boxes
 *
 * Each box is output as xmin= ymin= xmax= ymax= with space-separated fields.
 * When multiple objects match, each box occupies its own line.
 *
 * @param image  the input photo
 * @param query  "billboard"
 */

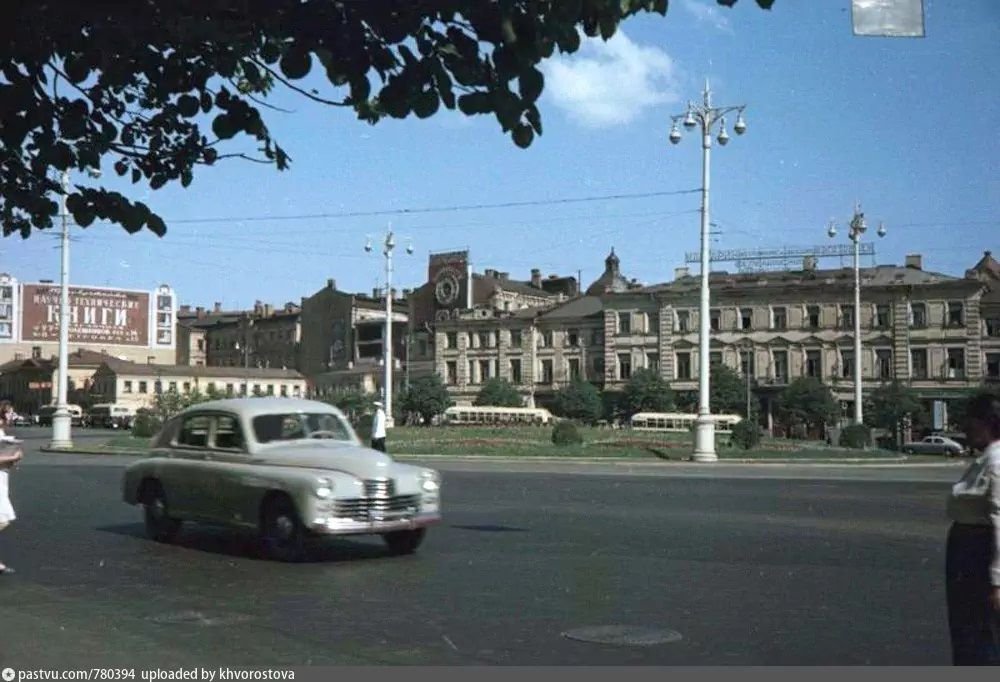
xmin=21 ymin=284 xmax=151 ymax=347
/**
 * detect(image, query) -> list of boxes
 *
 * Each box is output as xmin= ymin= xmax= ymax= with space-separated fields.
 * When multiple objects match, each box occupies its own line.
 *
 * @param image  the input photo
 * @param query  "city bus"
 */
xmin=85 ymin=403 xmax=137 ymax=429
xmin=37 ymin=404 xmax=84 ymax=427
xmin=629 ymin=412 xmax=743 ymax=434
xmin=442 ymin=405 xmax=555 ymax=426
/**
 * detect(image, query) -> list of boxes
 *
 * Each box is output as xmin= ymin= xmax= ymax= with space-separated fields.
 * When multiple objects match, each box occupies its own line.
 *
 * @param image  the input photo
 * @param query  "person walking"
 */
xmin=946 ymin=391 xmax=1000 ymax=665
xmin=370 ymin=400 xmax=387 ymax=453
xmin=0 ymin=406 xmax=23 ymax=576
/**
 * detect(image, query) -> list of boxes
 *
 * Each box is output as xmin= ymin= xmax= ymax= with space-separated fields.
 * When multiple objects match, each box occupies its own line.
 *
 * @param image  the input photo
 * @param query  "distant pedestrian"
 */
xmin=946 ymin=391 xmax=1000 ymax=665
xmin=370 ymin=401 xmax=387 ymax=453
xmin=0 ymin=407 xmax=23 ymax=576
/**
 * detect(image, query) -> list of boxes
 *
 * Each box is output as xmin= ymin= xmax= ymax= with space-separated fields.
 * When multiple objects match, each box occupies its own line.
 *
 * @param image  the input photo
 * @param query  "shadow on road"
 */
xmin=96 ymin=523 xmax=405 ymax=563
xmin=450 ymin=524 xmax=529 ymax=533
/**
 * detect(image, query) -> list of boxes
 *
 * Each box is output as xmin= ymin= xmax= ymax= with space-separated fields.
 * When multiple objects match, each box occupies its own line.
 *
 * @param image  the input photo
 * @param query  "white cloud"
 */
xmin=681 ymin=0 xmax=734 ymax=34
xmin=541 ymin=30 xmax=680 ymax=129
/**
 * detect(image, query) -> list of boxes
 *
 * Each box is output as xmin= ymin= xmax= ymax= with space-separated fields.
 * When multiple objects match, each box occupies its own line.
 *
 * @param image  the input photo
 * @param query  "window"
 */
xmin=446 ymin=332 xmax=458 ymax=349
xmin=948 ymin=301 xmax=965 ymax=327
xmin=840 ymin=350 xmax=854 ymax=379
xmin=446 ymin=362 xmax=457 ymax=385
xmin=806 ymin=350 xmax=822 ymax=379
xmin=568 ymin=358 xmax=581 ymax=380
xmin=740 ymin=308 xmax=753 ymax=331
xmin=593 ymin=356 xmax=605 ymax=376
xmin=468 ymin=360 xmax=477 ymax=384
xmin=875 ymin=304 xmax=891 ymax=329
xmin=807 ymin=306 xmax=820 ymax=329
xmin=567 ymin=329 xmax=580 ymax=347
xmin=710 ymin=351 xmax=723 ymax=366
xmin=910 ymin=349 xmax=928 ymax=379
xmin=986 ymin=318 xmax=1000 ymax=338
xmin=178 ymin=415 xmax=211 ymax=448
xmin=772 ymin=307 xmax=787 ymax=331
xmin=226 ymin=383 xmax=235 ymax=396
xmin=292 ymin=385 xmax=302 ymax=397
xmin=876 ymin=349 xmax=893 ymax=380
xmin=197 ymin=339 xmax=205 ymax=351
xmin=676 ymin=352 xmax=692 ymax=380
xmin=741 ymin=349 xmax=756 ymax=378
xmin=168 ymin=381 xmax=178 ymax=393
xmin=986 ymin=353 xmax=1000 ymax=379
xmin=213 ymin=415 xmax=245 ymax=450
xmin=253 ymin=384 xmax=261 ymax=396
xmin=182 ymin=382 xmax=191 ymax=393
xmin=267 ymin=384 xmax=275 ymax=395
xmin=123 ymin=381 xmax=133 ymax=394
xmin=947 ymin=348 xmax=965 ymax=378
xmin=477 ymin=332 xmax=491 ymax=349
xmin=479 ymin=360 xmax=491 ymax=382
xmin=646 ymin=353 xmax=659 ymax=373
xmin=540 ymin=359 xmax=554 ymax=384
xmin=418 ymin=338 xmax=428 ymax=357
xmin=676 ymin=310 xmax=690 ymax=332
xmin=618 ymin=353 xmax=632 ymax=380
xmin=618 ymin=312 xmax=631 ymax=335
xmin=840 ymin=305 xmax=855 ymax=330
xmin=240 ymin=383 xmax=248 ymax=396
xmin=910 ymin=302 xmax=927 ymax=328
xmin=280 ymin=385 xmax=288 ymax=397
xmin=509 ymin=358 xmax=522 ymax=384
xmin=710 ymin=309 xmax=721 ymax=331
xmin=138 ymin=381 xmax=148 ymax=394
xmin=591 ymin=329 xmax=603 ymax=346
xmin=31 ymin=346 xmax=42 ymax=359
xmin=773 ymin=351 xmax=789 ymax=383
xmin=510 ymin=330 xmax=523 ymax=348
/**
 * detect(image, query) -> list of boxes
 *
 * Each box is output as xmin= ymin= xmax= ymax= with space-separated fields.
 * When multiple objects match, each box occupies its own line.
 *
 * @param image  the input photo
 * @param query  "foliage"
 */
xmin=324 ymin=389 xmax=376 ymax=422
xmin=149 ymin=388 xmax=216 ymax=422
xmin=131 ymin=411 xmax=162 ymax=439
xmin=621 ymin=369 xmax=674 ymax=417
xmin=731 ymin=418 xmax=761 ymax=450
xmin=776 ymin=377 xmax=839 ymax=436
xmin=399 ymin=374 xmax=453 ymax=426
xmin=551 ymin=420 xmax=583 ymax=446
xmin=474 ymin=378 xmax=523 ymax=408
xmin=864 ymin=381 xmax=926 ymax=444
xmin=0 ymin=1 xmax=772 ymax=238
xmin=552 ymin=379 xmax=603 ymax=425
xmin=838 ymin=423 xmax=872 ymax=449
xmin=674 ymin=364 xmax=749 ymax=416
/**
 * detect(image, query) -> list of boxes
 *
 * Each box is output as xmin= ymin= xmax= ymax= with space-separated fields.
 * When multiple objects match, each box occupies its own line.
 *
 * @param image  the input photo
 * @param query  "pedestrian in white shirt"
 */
xmin=0 ymin=407 xmax=23 ymax=576
xmin=946 ymin=391 xmax=1000 ymax=665
xmin=370 ymin=400 xmax=387 ymax=453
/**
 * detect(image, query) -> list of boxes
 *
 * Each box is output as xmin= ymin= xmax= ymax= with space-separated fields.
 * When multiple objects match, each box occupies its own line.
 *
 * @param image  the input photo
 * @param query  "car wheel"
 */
xmin=382 ymin=529 xmax=426 ymax=556
xmin=260 ymin=496 xmax=305 ymax=562
xmin=142 ymin=481 xmax=182 ymax=543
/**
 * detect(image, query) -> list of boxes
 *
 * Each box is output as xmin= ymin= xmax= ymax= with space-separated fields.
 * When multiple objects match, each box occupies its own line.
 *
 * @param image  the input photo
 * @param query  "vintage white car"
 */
xmin=121 ymin=398 xmax=441 ymax=561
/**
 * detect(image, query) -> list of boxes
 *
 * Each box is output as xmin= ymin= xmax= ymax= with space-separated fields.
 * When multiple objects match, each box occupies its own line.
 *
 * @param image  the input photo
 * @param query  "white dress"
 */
xmin=0 ymin=428 xmax=16 ymax=523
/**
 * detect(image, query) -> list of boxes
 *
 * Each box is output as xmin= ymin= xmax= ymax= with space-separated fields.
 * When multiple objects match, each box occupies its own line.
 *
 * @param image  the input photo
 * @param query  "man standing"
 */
xmin=370 ymin=400 xmax=387 ymax=452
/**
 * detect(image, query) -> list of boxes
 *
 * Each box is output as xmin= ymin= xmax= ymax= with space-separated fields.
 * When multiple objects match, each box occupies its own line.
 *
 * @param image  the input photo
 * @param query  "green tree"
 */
xmin=776 ymin=377 xmax=839 ymax=437
xmin=621 ymin=368 xmax=674 ymax=417
xmin=399 ymin=374 xmax=453 ymax=426
xmin=474 ymin=378 xmax=523 ymax=407
xmin=150 ymin=388 xmax=215 ymax=422
xmin=0 ymin=1 xmax=772 ymax=238
xmin=864 ymin=381 xmax=926 ymax=446
xmin=552 ymin=379 xmax=603 ymax=425
xmin=324 ymin=389 xmax=376 ymax=423
xmin=674 ymin=364 xmax=748 ymax=415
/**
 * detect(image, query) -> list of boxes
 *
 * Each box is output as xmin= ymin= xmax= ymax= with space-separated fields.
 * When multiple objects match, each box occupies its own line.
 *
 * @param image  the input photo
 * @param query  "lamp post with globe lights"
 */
xmin=668 ymin=81 xmax=748 ymax=462
xmin=365 ymin=227 xmax=413 ymax=427
xmin=827 ymin=203 xmax=886 ymax=425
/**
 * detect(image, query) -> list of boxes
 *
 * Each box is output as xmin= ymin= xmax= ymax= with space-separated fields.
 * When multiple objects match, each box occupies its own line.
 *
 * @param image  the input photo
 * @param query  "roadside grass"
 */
xmin=95 ymin=426 xmax=907 ymax=461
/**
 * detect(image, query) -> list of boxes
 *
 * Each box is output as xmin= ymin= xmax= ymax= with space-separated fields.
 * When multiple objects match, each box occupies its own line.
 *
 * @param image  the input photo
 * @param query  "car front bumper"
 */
xmin=309 ymin=511 xmax=441 ymax=536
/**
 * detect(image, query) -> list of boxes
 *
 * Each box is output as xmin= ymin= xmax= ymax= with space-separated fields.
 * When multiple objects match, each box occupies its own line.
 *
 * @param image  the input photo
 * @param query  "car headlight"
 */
xmin=315 ymin=477 xmax=334 ymax=499
xmin=420 ymin=470 xmax=440 ymax=493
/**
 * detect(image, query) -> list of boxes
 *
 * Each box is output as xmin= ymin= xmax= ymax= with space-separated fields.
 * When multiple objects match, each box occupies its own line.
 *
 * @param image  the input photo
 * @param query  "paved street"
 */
xmin=0 ymin=432 xmax=961 ymax=666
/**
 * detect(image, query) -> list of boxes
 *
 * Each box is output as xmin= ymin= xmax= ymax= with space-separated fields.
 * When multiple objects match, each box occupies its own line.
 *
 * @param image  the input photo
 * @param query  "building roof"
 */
xmin=475 ymin=273 xmax=555 ymax=299
xmin=98 ymin=357 xmax=304 ymax=380
xmin=585 ymin=248 xmax=632 ymax=296
xmin=537 ymin=296 xmax=604 ymax=320
xmin=968 ymin=250 xmax=1000 ymax=281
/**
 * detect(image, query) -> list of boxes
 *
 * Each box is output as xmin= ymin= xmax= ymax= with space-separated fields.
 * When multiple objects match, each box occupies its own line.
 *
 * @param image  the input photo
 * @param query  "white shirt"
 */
xmin=372 ymin=408 xmax=387 ymax=440
xmin=947 ymin=440 xmax=1000 ymax=586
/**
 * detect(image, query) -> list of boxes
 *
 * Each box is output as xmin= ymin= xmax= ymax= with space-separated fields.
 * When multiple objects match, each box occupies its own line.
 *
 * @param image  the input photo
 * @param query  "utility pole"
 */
xmin=669 ymin=81 xmax=748 ymax=462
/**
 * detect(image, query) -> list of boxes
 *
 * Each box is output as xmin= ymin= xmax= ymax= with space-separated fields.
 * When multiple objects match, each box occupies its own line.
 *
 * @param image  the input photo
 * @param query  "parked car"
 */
xmin=121 ymin=398 xmax=442 ymax=561
xmin=901 ymin=434 xmax=967 ymax=457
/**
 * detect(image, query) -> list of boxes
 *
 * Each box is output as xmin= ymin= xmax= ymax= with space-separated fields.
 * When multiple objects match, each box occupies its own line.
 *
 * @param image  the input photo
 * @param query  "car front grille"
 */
xmin=363 ymin=478 xmax=395 ymax=498
xmin=333 ymin=494 xmax=421 ymax=521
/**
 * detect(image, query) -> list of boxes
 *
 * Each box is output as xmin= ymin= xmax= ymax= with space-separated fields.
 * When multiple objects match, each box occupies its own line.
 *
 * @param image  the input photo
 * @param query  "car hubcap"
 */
xmin=149 ymin=497 xmax=165 ymax=521
xmin=273 ymin=515 xmax=294 ymax=542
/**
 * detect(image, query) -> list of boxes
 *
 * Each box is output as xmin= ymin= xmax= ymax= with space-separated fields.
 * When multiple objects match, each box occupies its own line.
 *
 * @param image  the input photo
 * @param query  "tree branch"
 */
xmin=250 ymin=59 xmax=352 ymax=107
xmin=227 ymin=79 xmax=295 ymax=113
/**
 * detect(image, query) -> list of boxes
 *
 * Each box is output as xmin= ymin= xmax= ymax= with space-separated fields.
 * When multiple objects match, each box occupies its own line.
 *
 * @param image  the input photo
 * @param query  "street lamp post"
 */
xmin=365 ymin=228 xmax=413 ymax=428
xmin=669 ymin=81 xmax=748 ymax=462
xmin=49 ymin=167 xmax=100 ymax=450
xmin=827 ymin=203 xmax=886 ymax=425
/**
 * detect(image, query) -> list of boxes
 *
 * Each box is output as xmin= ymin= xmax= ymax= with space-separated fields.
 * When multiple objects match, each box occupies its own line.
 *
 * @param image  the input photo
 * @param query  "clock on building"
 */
xmin=434 ymin=267 xmax=461 ymax=306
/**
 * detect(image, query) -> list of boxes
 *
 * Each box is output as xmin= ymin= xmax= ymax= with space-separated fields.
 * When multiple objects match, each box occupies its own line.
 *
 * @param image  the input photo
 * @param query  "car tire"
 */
xmin=382 ymin=529 xmax=426 ymax=556
xmin=142 ymin=481 xmax=182 ymax=543
xmin=260 ymin=495 xmax=306 ymax=562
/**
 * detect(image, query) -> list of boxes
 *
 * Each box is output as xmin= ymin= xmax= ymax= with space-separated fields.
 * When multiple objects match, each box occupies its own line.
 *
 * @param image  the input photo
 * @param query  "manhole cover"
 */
xmin=148 ymin=611 xmax=252 ymax=626
xmin=562 ymin=625 xmax=683 ymax=646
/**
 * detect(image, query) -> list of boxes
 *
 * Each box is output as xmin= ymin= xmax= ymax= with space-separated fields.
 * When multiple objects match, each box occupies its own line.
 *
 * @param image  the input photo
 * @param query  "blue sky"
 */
xmin=3 ymin=0 xmax=998 ymax=308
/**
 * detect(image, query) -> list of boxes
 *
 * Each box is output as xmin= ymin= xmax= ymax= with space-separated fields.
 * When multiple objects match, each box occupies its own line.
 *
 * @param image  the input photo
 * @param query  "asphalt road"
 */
xmin=0 ymin=431 xmax=963 ymax=666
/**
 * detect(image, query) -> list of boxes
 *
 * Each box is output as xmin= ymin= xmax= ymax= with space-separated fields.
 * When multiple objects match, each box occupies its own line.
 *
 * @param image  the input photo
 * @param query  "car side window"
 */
xmin=177 ymin=415 xmax=211 ymax=448
xmin=212 ymin=415 xmax=246 ymax=451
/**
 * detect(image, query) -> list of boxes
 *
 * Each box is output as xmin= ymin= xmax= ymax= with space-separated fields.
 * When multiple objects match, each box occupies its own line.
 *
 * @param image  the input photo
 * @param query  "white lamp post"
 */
xmin=668 ymin=81 xmax=748 ymax=462
xmin=827 ymin=203 xmax=886 ymax=425
xmin=49 ymin=167 xmax=100 ymax=450
xmin=365 ymin=227 xmax=413 ymax=428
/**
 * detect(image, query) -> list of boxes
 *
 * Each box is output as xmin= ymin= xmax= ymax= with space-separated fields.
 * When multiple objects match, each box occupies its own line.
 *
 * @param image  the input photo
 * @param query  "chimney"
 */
xmin=213 ymin=302 xmax=222 ymax=313
xmin=484 ymin=268 xmax=497 ymax=279
xmin=327 ymin=278 xmax=336 ymax=290
xmin=674 ymin=266 xmax=690 ymax=280
xmin=531 ymin=268 xmax=542 ymax=288
xmin=803 ymin=256 xmax=818 ymax=271
xmin=373 ymin=288 xmax=380 ymax=299
xmin=263 ymin=304 xmax=274 ymax=317
xmin=498 ymin=272 xmax=509 ymax=282
xmin=195 ymin=306 xmax=205 ymax=318
xmin=905 ymin=254 xmax=922 ymax=270
xmin=179 ymin=304 xmax=191 ymax=314
xmin=253 ymin=300 xmax=263 ymax=316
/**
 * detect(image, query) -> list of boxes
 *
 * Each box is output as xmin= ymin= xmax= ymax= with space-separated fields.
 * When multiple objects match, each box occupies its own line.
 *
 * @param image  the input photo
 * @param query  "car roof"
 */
xmin=178 ymin=397 xmax=342 ymax=420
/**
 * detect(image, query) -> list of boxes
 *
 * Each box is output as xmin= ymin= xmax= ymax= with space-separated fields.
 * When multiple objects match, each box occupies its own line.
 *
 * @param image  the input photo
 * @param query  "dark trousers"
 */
xmin=947 ymin=522 xmax=1000 ymax=665
xmin=370 ymin=438 xmax=386 ymax=453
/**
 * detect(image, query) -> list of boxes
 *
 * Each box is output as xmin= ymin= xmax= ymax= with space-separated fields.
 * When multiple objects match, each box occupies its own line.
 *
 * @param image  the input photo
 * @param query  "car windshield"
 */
xmin=252 ymin=412 xmax=354 ymax=444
